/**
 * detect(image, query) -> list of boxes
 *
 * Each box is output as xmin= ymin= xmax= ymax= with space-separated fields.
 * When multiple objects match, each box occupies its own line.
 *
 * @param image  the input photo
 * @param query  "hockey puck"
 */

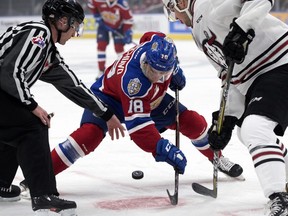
xmin=132 ymin=170 xmax=144 ymax=180
xmin=47 ymin=112 xmax=54 ymax=119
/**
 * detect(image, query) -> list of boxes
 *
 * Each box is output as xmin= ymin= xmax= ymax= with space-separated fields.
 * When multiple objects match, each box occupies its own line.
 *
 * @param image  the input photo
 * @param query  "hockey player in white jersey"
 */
xmin=163 ymin=0 xmax=288 ymax=215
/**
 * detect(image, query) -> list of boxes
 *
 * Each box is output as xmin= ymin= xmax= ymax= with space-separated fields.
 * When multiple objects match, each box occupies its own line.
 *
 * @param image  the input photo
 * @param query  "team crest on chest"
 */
xmin=127 ymin=78 xmax=142 ymax=95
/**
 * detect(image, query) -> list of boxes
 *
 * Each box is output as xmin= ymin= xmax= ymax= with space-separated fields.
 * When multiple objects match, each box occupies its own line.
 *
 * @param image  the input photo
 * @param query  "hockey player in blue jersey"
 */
xmin=46 ymin=31 xmax=243 ymax=181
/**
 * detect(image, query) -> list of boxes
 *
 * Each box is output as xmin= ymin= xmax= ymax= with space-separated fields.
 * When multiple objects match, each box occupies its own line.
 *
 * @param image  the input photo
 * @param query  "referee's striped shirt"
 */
xmin=0 ymin=21 xmax=112 ymax=120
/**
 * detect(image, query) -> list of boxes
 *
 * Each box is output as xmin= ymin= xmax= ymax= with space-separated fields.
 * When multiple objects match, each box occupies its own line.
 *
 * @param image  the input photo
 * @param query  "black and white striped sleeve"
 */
xmin=40 ymin=51 xmax=113 ymax=121
xmin=0 ymin=22 xmax=50 ymax=111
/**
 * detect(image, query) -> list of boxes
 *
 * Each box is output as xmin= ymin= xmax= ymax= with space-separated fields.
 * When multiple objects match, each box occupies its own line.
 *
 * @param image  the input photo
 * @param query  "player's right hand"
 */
xmin=222 ymin=19 xmax=255 ymax=64
xmin=106 ymin=114 xmax=125 ymax=140
xmin=32 ymin=105 xmax=51 ymax=128
xmin=155 ymin=139 xmax=187 ymax=174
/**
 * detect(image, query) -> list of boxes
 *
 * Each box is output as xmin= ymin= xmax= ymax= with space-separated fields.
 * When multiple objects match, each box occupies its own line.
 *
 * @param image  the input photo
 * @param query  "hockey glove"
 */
xmin=94 ymin=14 xmax=104 ymax=26
xmin=222 ymin=19 xmax=255 ymax=64
xmin=123 ymin=29 xmax=133 ymax=44
xmin=169 ymin=64 xmax=186 ymax=91
xmin=94 ymin=14 xmax=114 ymax=32
xmin=208 ymin=111 xmax=238 ymax=150
xmin=155 ymin=139 xmax=187 ymax=174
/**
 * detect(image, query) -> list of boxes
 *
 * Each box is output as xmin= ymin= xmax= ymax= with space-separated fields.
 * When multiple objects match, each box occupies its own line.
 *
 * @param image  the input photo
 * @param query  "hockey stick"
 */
xmin=111 ymin=29 xmax=138 ymax=46
xmin=192 ymin=60 xmax=235 ymax=198
xmin=166 ymin=88 xmax=180 ymax=205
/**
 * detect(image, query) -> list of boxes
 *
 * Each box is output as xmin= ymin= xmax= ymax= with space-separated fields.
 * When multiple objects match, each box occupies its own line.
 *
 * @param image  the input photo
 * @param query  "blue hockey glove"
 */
xmin=94 ymin=14 xmax=114 ymax=32
xmin=223 ymin=19 xmax=255 ymax=64
xmin=123 ymin=29 xmax=133 ymax=44
xmin=169 ymin=64 xmax=186 ymax=91
xmin=155 ymin=139 xmax=187 ymax=174
xmin=94 ymin=14 xmax=104 ymax=26
xmin=208 ymin=111 xmax=238 ymax=150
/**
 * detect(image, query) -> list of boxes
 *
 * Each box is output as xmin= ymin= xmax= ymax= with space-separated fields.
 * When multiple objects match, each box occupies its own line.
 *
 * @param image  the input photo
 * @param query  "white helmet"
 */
xmin=162 ymin=0 xmax=193 ymax=22
xmin=162 ymin=0 xmax=177 ymax=21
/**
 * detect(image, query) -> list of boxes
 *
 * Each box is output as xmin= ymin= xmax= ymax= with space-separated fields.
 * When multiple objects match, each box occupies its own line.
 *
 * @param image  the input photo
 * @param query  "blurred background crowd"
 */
xmin=0 ymin=0 xmax=163 ymax=16
xmin=1 ymin=0 xmax=287 ymax=16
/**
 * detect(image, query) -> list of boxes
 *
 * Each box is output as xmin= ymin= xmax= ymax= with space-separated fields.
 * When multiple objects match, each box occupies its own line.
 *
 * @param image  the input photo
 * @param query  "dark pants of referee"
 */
xmin=0 ymin=89 xmax=58 ymax=197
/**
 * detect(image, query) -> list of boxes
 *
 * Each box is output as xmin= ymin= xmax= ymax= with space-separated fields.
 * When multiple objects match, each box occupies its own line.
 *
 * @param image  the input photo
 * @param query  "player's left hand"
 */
xmin=123 ymin=29 xmax=133 ymax=44
xmin=208 ymin=111 xmax=238 ymax=150
xmin=169 ymin=65 xmax=186 ymax=91
xmin=222 ymin=19 xmax=255 ymax=64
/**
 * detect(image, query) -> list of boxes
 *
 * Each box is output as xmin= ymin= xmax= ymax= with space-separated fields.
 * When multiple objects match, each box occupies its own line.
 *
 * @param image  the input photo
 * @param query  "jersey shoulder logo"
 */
xmin=202 ymin=29 xmax=226 ymax=69
xmin=31 ymin=35 xmax=45 ymax=49
xmin=127 ymin=78 xmax=142 ymax=96
xmin=248 ymin=96 xmax=263 ymax=105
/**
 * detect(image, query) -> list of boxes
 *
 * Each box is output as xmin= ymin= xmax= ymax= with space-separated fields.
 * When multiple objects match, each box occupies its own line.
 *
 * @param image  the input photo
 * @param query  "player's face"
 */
xmin=165 ymin=0 xmax=192 ymax=27
xmin=57 ymin=18 xmax=83 ymax=45
xmin=174 ymin=10 xmax=192 ymax=27
xmin=146 ymin=64 xmax=172 ymax=83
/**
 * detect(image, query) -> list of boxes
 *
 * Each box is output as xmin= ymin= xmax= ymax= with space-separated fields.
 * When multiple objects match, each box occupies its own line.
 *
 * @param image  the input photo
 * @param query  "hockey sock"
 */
xmin=276 ymin=139 xmax=288 ymax=182
xmin=167 ymin=110 xmax=221 ymax=160
xmin=114 ymin=43 xmax=124 ymax=55
xmin=51 ymin=123 xmax=104 ymax=175
xmin=51 ymin=148 xmax=69 ymax=175
xmin=97 ymin=41 xmax=108 ymax=71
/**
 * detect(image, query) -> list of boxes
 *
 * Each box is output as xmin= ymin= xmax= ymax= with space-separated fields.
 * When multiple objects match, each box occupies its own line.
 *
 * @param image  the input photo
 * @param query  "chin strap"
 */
xmin=54 ymin=18 xmax=72 ymax=43
xmin=56 ymin=30 xmax=62 ymax=42
xmin=185 ymin=0 xmax=194 ymax=21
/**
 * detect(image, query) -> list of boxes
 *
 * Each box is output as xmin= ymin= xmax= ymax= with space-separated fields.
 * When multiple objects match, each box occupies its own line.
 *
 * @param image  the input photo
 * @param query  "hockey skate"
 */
xmin=217 ymin=156 xmax=243 ymax=178
xmin=267 ymin=192 xmax=288 ymax=216
xmin=32 ymin=194 xmax=77 ymax=216
xmin=0 ymin=185 xmax=21 ymax=202
xmin=19 ymin=179 xmax=31 ymax=200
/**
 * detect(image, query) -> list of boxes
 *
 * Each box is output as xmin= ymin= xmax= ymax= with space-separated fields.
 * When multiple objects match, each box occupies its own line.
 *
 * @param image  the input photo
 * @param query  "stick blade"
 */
xmin=192 ymin=183 xmax=217 ymax=198
xmin=166 ymin=189 xmax=178 ymax=205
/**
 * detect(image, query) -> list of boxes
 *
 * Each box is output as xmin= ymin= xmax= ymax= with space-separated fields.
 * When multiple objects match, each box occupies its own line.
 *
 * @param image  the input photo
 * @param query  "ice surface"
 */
xmin=0 ymin=38 xmax=280 ymax=216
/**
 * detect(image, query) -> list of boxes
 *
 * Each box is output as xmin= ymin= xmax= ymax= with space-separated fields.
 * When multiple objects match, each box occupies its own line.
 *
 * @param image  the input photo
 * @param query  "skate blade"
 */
xmin=34 ymin=208 xmax=77 ymax=216
xmin=0 ymin=196 xmax=20 ymax=202
xmin=224 ymin=173 xmax=246 ymax=181
xmin=233 ymin=174 xmax=245 ymax=181
xmin=20 ymin=190 xmax=31 ymax=200
xmin=20 ymin=184 xmax=31 ymax=200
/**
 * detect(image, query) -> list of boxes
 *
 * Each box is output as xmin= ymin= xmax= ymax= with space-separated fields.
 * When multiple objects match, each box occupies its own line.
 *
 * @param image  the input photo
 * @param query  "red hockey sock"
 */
xmin=51 ymin=148 xmax=69 ymax=175
xmin=167 ymin=110 xmax=222 ymax=161
xmin=198 ymin=148 xmax=222 ymax=161
xmin=51 ymin=123 xmax=104 ymax=175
